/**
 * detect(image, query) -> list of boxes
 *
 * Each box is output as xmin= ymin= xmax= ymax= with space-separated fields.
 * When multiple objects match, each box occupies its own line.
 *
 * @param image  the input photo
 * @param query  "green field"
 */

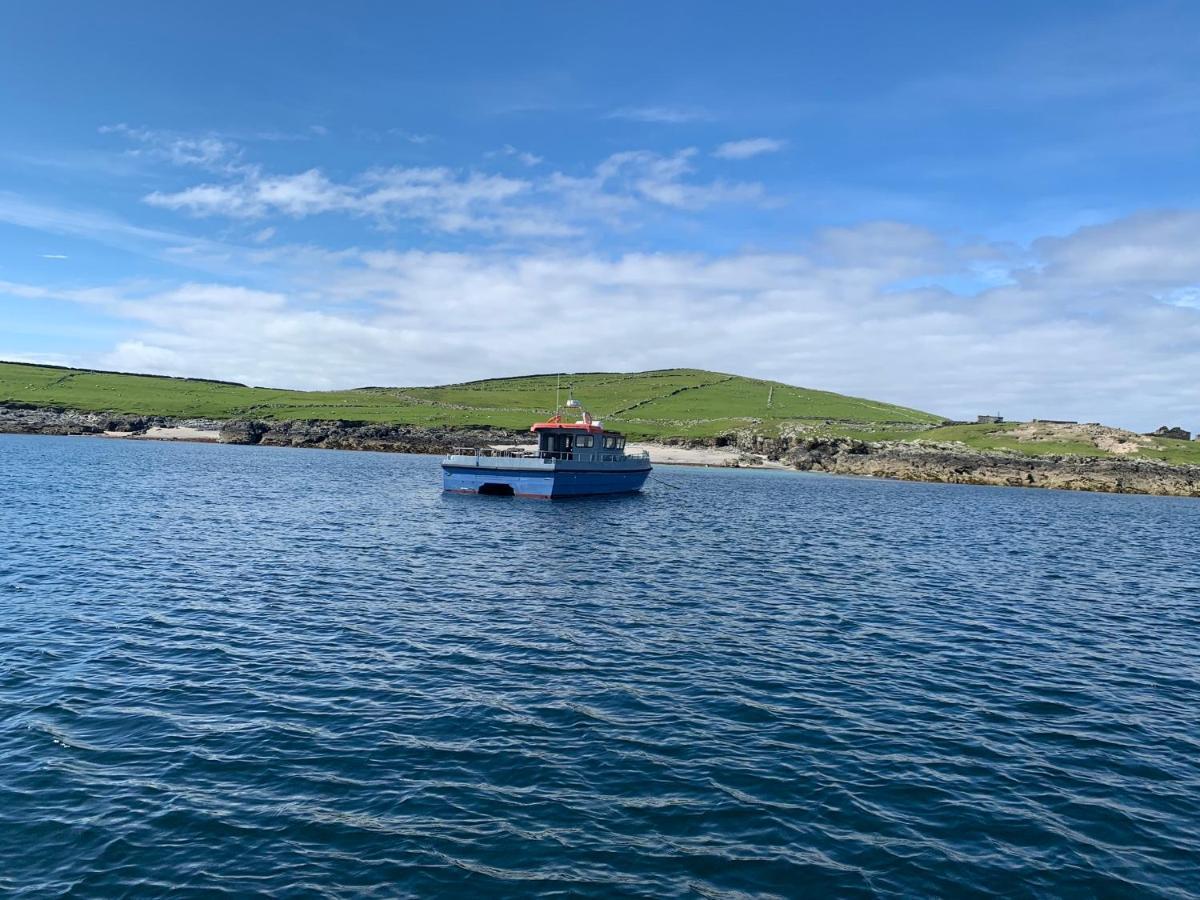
xmin=5 ymin=361 xmax=1198 ymax=464
xmin=0 ymin=360 xmax=940 ymax=439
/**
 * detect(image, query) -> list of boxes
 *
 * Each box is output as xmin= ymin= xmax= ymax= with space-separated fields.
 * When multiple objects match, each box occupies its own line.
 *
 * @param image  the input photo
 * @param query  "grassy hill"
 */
xmin=6 ymin=360 xmax=1197 ymax=464
xmin=0 ymin=361 xmax=940 ymax=439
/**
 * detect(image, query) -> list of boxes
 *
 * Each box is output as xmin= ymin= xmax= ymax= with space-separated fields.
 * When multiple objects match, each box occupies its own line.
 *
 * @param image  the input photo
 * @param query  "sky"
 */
xmin=2 ymin=1 xmax=1199 ymax=430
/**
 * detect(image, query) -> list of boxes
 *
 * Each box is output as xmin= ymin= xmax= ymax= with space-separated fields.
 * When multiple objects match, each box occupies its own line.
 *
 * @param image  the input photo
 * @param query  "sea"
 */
xmin=2 ymin=433 xmax=1198 ymax=898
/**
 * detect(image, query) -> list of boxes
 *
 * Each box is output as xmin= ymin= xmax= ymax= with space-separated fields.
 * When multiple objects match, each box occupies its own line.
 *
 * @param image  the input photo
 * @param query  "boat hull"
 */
xmin=442 ymin=462 xmax=650 ymax=498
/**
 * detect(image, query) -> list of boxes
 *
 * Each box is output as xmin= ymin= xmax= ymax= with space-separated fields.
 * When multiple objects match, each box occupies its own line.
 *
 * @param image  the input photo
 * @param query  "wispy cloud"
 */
xmin=606 ymin=105 xmax=713 ymax=124
xmin=714 ymin=137 xmax=787 ymax=160
xmin=493 ymin=144 xmax=543 ymax=166
xmin=0 ymin=191 xmax=189 ymax=248
xmin=142 ymin=146 xmax=767 ymax=236
xmin=388 ymin=128 xmax=434 ymax=144
xmin=99 ymin=123 xmax=251 ymax=175
xmin=41 ymin=253 xmax=69 ymax=260
xmin=144 ymin=166 xmax=546 ymax=235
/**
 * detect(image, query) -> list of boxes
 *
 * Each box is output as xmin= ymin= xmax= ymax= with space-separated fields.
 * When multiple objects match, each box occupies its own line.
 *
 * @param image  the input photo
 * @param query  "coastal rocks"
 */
xmin=784 ymin=439 xmax=1200 ymax=497
xmin=217 ymin=419 xmax=524 ymax=454
xmin=0 ymin=403 xmax=156 ymax=435
xmin=0 ymin=404 xmax=224 ymax=438
xmin=217 ymin=420 xmax=271 ymax=445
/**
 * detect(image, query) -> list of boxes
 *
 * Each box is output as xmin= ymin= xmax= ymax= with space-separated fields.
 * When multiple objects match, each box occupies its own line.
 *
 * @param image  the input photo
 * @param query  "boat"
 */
xmin=441 ymin=394 xmax=651 ymax=498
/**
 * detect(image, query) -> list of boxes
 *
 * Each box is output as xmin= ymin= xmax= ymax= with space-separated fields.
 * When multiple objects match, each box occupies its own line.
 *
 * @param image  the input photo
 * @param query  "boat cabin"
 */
xmin=531 ymin=421 xmax=628 ymax=462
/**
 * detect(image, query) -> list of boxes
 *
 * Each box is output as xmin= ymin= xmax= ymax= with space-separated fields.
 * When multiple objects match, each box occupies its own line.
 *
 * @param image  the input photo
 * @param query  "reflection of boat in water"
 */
xmin=441 ymin=394 xmax=652 ymax=498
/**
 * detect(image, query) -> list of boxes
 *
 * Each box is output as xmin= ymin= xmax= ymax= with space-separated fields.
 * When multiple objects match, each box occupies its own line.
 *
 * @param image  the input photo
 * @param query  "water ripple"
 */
xmin=2 ymin=434 xmax=1199 ymax=897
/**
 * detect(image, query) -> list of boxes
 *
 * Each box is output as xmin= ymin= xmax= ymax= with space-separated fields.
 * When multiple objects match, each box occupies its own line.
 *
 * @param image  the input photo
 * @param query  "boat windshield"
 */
xmin=538 ymin=431 xmax=575 ymax=458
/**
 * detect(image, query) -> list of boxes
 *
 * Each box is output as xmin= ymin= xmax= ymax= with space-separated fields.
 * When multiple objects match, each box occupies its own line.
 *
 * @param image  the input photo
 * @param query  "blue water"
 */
xmin=2 ymin=435 xmax=1199 ymax=898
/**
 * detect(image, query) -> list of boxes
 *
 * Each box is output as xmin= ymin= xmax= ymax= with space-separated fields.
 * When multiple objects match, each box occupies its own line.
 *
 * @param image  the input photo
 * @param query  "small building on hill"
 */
xmin=976 ymin=414 xmax=1004 ymax=424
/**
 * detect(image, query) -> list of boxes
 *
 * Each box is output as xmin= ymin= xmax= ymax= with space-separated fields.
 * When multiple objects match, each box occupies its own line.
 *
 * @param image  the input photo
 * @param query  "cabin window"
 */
xmin=538 ymin=432 xmax=574 ymax=454
xmin=603 ymin=435 xmax=618 ymax=450
xmin=576 ymin=435 xmax=593 ymax=448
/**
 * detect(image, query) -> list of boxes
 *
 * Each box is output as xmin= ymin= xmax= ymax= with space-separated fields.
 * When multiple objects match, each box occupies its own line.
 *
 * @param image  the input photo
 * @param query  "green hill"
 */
xmin=0 ymin=361 xmax=942 ymax=440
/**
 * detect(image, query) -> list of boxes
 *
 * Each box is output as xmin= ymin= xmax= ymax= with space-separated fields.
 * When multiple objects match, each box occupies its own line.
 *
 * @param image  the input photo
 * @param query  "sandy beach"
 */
xmin=104 ymin=426 xmax=221 ymax=442
xmin=494 ymin=442 xmax=785 ymax=469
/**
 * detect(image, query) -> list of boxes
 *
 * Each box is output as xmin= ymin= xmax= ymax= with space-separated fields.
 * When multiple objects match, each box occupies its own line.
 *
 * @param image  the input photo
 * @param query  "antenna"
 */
xmin=555 ymin=374 xmax=561 ymax=414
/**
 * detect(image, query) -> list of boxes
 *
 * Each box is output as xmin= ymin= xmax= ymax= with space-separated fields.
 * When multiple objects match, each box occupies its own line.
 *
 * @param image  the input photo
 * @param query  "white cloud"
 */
xmin=714 ymin=137 xmax=787 ymax=160
xmin=100 ymin=123 xmax=249 ymax=174
xmin=606 ymin=106 xmax=713 ymax=124
xmin=9 ymin=212 xmax=1200 ymax=430
xmin=388 ymin=129 xmax=434 ymax=144
xmin=41 ymin=254 xmax=68 ymax=260
xmin=495 ymin=144 xmax=543 ymax=166
xmin=141 ymin=147 xmax=767 ymax=235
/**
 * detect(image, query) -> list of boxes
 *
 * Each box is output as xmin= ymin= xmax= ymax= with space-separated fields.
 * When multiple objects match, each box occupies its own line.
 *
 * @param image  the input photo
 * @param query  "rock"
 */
xmin=782 ymin=439 xmax=1200 ymax=498
xmin=1148 ymin=426 xmax=1192 ymax=441
xmin=0 ymin=403 xmax=173 ymax=436
xmin=218 ymin=420 xmax=271 ymax=445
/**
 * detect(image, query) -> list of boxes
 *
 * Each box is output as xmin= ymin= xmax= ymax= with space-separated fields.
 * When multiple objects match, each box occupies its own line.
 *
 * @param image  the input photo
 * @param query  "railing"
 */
xmin=448 ymin=447 xmax=534 ymax=458
xmin=446 ymin=447 xmax=650 ymax=463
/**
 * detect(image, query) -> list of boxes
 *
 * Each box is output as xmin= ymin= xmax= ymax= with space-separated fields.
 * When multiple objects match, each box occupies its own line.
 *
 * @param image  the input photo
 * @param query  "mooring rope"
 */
xmin=648 ymin=472 xmax=683 ymax=490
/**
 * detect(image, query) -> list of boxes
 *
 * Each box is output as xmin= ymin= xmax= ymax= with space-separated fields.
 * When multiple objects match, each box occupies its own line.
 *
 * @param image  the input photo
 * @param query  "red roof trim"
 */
xmin=530 ymin=421 xmax=604 ymax=433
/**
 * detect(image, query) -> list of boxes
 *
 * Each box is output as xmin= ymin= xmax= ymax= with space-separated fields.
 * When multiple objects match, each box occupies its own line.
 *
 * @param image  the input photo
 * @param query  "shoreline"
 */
xmin=87 ymin=426 xmax=789 ymax=469
xmin=3 ymin=406 xmax=1198 ymax=497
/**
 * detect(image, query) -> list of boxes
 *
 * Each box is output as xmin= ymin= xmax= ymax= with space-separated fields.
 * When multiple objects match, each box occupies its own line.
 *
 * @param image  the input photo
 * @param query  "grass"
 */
xmin=7 ymin=360 xmax=1197 ymax=464
xmin=899 ymin=423 xmax=1200 ymax=466
xmin=0 ymin=361 xmax=941 ymax=439
xmin=898 ymin=423 xmax=1112 ymax=457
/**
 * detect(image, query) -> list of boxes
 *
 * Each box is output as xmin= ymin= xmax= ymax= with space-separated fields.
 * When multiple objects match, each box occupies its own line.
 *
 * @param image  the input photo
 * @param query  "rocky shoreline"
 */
xmin=775 ymin=437 xmax=1200 ymax=498
xmin=4 ymin=403 xmax=1198 ymax=498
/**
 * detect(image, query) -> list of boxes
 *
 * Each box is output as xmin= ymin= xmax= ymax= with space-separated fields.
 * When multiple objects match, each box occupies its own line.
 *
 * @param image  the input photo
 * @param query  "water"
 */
xmin=2 ymin=434 xmax=1199 ymax=898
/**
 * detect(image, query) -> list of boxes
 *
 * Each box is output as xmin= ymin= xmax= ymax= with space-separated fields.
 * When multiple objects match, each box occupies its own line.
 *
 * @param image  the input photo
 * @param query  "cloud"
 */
xmin=714 ymin=137 xmax=787 ymax=160
xmin=388 ymin=129 xmax=434 ymax=144
xmin=10 ymin=212 xmax=1200 ymax=430
xmin=0 ymin=191 xmax=196 ymax=250
xmin=495 ymin=144 xmax=543 ymax=166
xmin=1032 ymin=210 xmax=1200 ymax=288
xmin=142 ymin=147 xmax=767 ymax=235
xmin=41 ymin=254 xmax=69 ymax=260
xmin=606 ymin=106 xmax=713 ymax=124
xmin=99 ymin=123 xmax=249 ymax=174
xmin=144 ymin=166 xmax=534 ymax=234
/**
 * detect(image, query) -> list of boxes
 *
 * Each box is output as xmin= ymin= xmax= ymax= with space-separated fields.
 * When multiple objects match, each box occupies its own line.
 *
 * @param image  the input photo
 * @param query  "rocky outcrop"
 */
xmin=781 ymin=438 xmax=1200 ymax=497
xmin=1148 ymin=425 xmax=1192 ymax=441
xmin=217 ymin=418 xmax=525 ymax=453
xmin=0 ymin=402 xmax=220 ymax=436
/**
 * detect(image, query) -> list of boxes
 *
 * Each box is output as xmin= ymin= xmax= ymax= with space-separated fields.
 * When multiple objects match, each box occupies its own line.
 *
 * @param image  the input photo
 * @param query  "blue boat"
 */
xmin=442 ymin=397 xmax=651 ymax=498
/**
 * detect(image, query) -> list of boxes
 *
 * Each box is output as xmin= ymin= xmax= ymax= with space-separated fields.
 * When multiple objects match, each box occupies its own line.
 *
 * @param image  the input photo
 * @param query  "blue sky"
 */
xmin=2 ymin=1 xmax=1199 ymax=429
